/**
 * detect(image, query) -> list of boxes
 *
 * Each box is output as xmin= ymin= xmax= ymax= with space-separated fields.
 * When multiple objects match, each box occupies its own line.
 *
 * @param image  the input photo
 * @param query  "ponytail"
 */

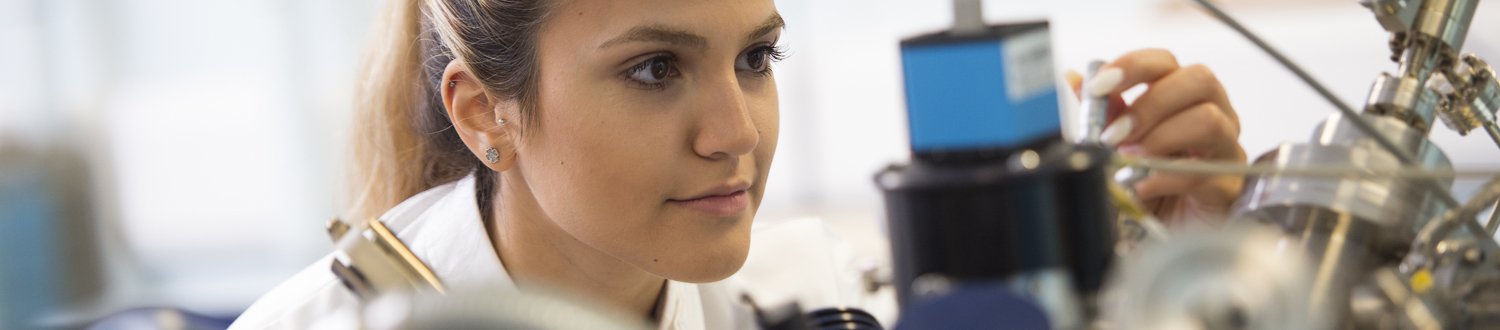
xmin=349 ymin=0 xmax=445 ymax=221
xmin=347 ymin=0 xmax=549 ymax=221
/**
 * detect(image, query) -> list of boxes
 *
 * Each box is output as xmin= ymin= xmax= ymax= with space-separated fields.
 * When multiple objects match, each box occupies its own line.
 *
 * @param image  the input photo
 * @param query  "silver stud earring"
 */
xmin=448 ymin=80 xmax=457 ymax=89
xmin=486 ymin=148 xmax=500 ymax=164
xmin=496 ymin=117 xmax=507 ymax=126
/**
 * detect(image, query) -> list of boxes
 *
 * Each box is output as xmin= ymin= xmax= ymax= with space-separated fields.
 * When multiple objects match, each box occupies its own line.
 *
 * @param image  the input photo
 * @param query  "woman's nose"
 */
xmin=691 ymin=77 xmax=760 ymax=161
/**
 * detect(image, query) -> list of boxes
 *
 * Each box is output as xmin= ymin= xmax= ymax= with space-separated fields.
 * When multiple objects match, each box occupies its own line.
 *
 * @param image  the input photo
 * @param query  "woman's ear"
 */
xmin=441 ymin=60 xmax=518 ymax=172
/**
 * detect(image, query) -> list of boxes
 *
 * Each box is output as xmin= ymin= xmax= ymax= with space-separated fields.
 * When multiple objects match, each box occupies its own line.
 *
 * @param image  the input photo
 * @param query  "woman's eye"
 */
xmin=737 ymin=45 xmax=785 ymax=74
xmin=625 ymin=55 xmax=678 ymax=88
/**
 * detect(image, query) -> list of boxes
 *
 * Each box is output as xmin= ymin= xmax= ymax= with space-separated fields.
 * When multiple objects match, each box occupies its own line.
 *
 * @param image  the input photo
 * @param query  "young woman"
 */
xmin=231 ymin=0 xmax=1245 ymax=328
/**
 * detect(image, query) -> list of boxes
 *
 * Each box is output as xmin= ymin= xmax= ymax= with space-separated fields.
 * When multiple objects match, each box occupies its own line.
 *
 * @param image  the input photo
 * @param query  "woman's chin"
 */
xmin=651 ymin=244 xmax=750 ymax=283
xmin=668 ymin=259 xmax=746 ymax=284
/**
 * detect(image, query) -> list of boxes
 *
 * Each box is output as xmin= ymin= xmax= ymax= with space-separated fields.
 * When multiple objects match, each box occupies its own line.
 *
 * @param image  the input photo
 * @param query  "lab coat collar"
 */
xmin=380 ymin=173 xmax=515 ymax=292
xmin=660 ymin=281 xmax=704 ymax=330
xmin=377 ymin=173 xmax=708 ymax=330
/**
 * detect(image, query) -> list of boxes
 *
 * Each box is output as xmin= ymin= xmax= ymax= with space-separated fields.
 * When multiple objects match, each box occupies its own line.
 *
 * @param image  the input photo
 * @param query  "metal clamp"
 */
xmin=326 ymin=217 xmax=447 ymax=300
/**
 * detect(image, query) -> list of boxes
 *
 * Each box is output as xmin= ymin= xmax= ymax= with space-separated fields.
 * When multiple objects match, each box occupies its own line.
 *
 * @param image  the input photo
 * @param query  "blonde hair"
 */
xmin=348 ymin=0 xmax=550 ymax=221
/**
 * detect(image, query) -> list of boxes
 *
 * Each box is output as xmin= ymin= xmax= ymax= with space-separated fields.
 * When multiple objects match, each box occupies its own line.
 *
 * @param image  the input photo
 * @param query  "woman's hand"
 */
xmin=1067 ymin=48 xmax=1247 ymax=225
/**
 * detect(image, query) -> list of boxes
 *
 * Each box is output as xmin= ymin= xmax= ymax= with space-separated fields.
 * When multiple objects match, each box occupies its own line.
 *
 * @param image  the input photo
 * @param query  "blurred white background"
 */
xmin=4 ymin=0 xmax=1500 ymax=326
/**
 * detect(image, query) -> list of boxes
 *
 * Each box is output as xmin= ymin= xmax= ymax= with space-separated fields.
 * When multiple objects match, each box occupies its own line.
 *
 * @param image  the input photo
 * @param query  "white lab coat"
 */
xmin=230 ymin=174 xmax=878 ymax=329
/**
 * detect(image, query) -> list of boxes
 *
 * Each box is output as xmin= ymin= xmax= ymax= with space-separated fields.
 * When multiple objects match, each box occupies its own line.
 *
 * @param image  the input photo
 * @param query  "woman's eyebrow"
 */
xmin=745 ymin=13 xmax=785 ymax=42
xmin=598 ymin=25 xmax=708 ymax=50
xmin=596 ymin=13 xmax=785 ymax=51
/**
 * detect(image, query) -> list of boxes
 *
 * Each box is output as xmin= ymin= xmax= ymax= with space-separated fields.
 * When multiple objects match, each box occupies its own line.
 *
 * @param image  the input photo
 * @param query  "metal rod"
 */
xmin=1080 ymin=61 xmax=1110 ymax=144
xmin=1188 ymin=0 xmax=1461 ymax=208
xmin=1121 ymin=156 xmax=1500 ymax=179
xmin=951 ymin=0 xmax=985 ymax=36
xmin=1417 ymin=175 xmax=1500 ymax=249
xmin=1485 ymin=125 xmax=1500 ymax=236
xmin=1486 ymin=200 xmax=1500 ymax=236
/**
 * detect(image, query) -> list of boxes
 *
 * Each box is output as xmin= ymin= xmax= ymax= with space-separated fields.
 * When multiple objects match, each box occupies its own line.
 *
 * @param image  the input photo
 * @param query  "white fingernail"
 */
xmin=1086 ymin=67 xmax=1123 ymax=97
xmin=1101 ymin=116 xmax=1134 ymax=146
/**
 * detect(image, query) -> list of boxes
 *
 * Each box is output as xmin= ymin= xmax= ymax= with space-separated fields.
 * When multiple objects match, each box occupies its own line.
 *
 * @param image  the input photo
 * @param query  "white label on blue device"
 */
xmin=1003 ymin=28 xmax=1055 ymax=103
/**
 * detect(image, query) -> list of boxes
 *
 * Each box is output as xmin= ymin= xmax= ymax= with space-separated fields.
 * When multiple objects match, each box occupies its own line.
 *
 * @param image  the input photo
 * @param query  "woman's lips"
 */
xmin=669 ymin=190 xmax=749 ymax=217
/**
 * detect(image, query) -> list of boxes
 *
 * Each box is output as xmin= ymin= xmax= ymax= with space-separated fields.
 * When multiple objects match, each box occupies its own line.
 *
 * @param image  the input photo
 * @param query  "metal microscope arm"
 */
xmin=1363 ymin=0 xmax=1480 ymax=133
xmin=1364 ymin=0 xmax=1500 ymax=237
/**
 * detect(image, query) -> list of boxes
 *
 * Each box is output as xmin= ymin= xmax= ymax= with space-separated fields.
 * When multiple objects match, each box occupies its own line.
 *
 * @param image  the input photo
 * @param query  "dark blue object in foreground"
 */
xmin=895 ymin=283 xmax=1050 ymax=330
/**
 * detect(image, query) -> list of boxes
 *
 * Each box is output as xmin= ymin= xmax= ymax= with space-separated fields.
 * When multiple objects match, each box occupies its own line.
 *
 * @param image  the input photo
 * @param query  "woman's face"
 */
xmin=515 ymin=0 xmax=782 ymax=282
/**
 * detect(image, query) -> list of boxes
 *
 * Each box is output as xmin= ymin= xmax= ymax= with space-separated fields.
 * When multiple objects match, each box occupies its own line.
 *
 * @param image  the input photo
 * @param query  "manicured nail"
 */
xmin=1086 ymin=67 xmax=1123 ymax=97
xmin=1101 ymin=116 xmax=1134 ymax=146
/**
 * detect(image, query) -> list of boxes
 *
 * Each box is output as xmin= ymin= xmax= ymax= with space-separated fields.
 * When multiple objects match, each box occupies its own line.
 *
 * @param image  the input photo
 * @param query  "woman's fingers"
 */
xmin=1082 ymin=48 xmax=1247 ymax=221
xmin=1120 ymin=64 xmax=1237 ymax=144
xmin=1066 ymin=70 xmax=1084 ymax=93
xmin=1086 ymin=49 xmax=1187 ymax=145
xmin=1086 ymin=48 xmax=1181 ymax=97
xmin=1127 ymin=102 xmax=1242 ymax=160
xmin=1066 ymin=70 xmax=1129 ymax=128
xmin=1125 ymin=102 xmax=1246 ymax=199
xmin=1134 ymin=171 xmax=1243 ymax=205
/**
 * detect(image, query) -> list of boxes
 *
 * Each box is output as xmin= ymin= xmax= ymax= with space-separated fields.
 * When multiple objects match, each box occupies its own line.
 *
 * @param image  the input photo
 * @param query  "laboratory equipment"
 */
xmin=876 ymin=4 xmax=1116 ymax=327
xmin=874 ymin=0 xmax=1500 ymax=328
